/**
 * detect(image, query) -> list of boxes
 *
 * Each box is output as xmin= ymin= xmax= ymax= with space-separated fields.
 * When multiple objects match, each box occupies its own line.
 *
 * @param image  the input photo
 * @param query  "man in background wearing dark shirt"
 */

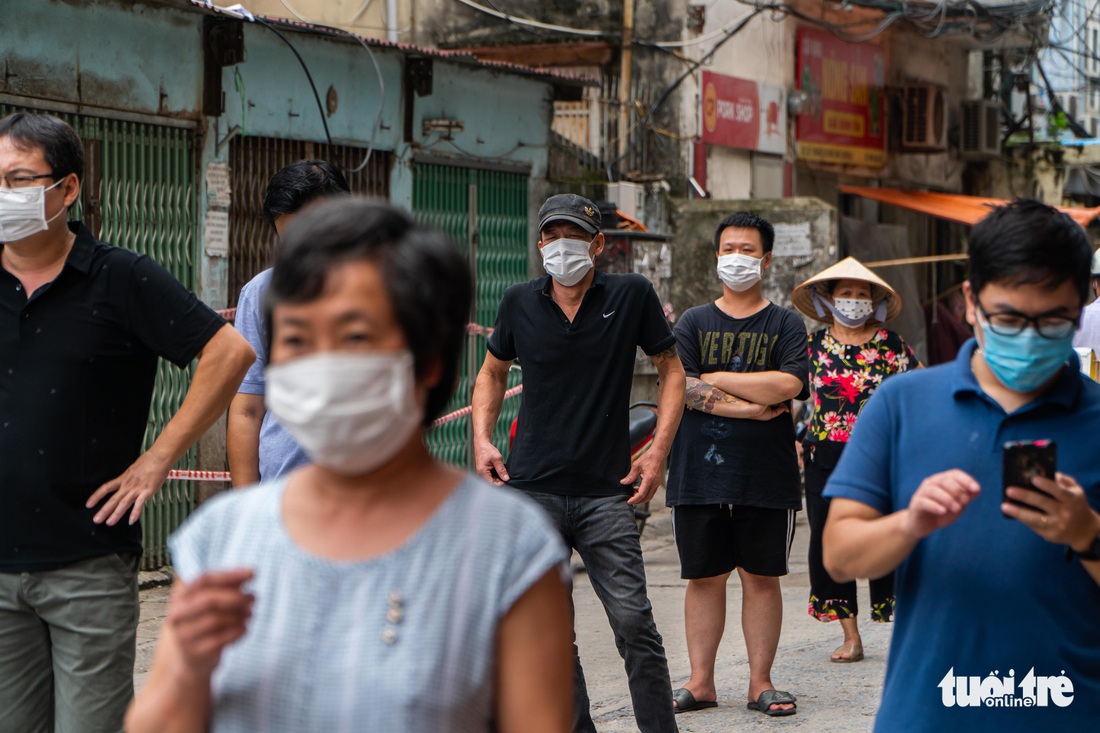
xmin=472 ymin=194 xmax=685 ymax=733
xmin=0 ymin=113 xmax=254 ymax=732
xmin=666 ymin=212 xmax=808 ymax=717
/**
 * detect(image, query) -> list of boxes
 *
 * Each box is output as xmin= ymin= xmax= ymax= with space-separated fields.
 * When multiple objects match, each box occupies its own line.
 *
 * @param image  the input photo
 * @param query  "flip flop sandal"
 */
xmin=747 ymin=689 xmax=797 ymax=717
xmin=830 ymin=642 xmax=864 ymax=663
xmin=672 ymin=687 xmax=717 ymax=714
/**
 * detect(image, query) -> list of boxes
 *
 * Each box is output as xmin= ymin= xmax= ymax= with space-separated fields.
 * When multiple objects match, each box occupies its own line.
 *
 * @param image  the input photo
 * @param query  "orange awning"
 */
xmin=839 ymin=186 xmax=1100 ymax=228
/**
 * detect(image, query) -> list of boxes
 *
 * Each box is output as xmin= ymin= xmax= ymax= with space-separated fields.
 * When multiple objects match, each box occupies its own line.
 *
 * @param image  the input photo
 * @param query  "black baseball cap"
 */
xmin=538 ymin=193 xmax=602 ymax=235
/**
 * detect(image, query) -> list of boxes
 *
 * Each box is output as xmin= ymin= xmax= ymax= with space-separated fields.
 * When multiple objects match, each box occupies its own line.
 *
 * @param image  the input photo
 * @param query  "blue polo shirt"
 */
xmin=234 ymin=268 xmax=309 ymax=481
xmin=826 ymin=339 xmax=1100 ymax=732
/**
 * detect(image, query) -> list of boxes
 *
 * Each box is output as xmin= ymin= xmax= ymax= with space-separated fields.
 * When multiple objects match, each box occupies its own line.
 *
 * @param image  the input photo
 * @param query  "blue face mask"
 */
xmin=979 ymin=322 xmax=1074 ymax=393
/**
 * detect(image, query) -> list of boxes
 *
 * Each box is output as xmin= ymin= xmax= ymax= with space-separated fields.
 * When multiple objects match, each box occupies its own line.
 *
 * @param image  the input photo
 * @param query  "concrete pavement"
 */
xmin=575 ymin=492 xmax=890 ymax=731
xmin=135 ymin=491 xmax=893 ymax=730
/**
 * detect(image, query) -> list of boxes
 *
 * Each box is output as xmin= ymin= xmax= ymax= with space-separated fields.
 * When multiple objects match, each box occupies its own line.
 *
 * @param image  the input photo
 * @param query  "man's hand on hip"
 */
xmin=86 ymin=450 xmax=173 ymax=526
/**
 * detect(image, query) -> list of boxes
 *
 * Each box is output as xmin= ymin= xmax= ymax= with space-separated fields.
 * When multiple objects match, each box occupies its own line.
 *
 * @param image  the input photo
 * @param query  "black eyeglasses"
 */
xmin=1 ymin=172 xmax=57 ymax=189
xmin=976 ymin=300 xmax=1079 ymax=339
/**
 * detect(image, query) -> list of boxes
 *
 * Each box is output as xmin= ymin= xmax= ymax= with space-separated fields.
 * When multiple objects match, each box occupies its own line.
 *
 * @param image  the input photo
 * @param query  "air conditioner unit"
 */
xmin=902 ymin=84 xmax=947 ymax=151
xmin=607 ymin=182 xmax=645 ymax=221
xmin=960 ymin=99 xmax=1001 ymax=159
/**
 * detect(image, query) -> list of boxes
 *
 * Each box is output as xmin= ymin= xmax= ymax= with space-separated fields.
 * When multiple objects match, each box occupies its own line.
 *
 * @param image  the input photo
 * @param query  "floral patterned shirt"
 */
xmin=806 ymin=327 xmax=917 ymax=443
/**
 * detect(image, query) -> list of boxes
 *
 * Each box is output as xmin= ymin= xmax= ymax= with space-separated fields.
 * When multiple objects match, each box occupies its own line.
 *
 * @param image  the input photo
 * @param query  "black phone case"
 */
xmin=1002 ymin=440 xmax=1057 ymax=514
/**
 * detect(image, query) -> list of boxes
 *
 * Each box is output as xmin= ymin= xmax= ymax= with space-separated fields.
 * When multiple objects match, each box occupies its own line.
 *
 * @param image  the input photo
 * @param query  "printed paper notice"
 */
xmin=772 ymin=222 xmax=812 ymax=257
xmin=205 ymin=162 xmax=232 ymax=208
xmin=205 ymin=210 xmax=229 ymax=257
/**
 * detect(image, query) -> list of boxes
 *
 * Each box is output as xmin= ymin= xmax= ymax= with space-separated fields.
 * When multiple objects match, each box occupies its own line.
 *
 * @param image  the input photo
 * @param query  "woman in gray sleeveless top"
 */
xmin=127 ymin=199 xmax=572 ymax=733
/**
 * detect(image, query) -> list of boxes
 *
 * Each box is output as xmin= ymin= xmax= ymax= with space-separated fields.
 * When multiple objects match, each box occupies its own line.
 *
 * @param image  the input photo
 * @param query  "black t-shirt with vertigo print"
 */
xmin=0 ymin=222 xmax=225 ymax=571
xmin=666 ymin=301 xmax=808 ymax=509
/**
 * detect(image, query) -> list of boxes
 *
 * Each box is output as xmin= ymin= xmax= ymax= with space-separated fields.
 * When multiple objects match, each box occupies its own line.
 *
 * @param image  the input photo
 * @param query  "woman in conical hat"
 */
xmin=790 ymin=257 xmax=920 ymax=663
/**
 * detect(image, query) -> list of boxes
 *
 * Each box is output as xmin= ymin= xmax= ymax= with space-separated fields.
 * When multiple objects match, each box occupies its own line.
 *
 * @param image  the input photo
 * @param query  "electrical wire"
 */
xmin=254 ymin=16 xmax=335 ymax=148
xmin=446 ymin=0 xmax=1057 ymax=58
xmin=1036 ymin=56 xmax=1093 ymax=136
xmin=603 ymin=7 xmax=765 ymax=176
xmin=451 ymin=0 xmax=605 ymax=38
xmin=351 ymin=0 xmax=375 ymax=23
xmin=278 ymin=0 xmax=380 ymax=27
xmin=325 ymin=27 xmax=387 ymax=173
xmin=606 ymin=0 xmax=1051 ymax=174
xmin=225 ymin=5 xmax=386 ymax=175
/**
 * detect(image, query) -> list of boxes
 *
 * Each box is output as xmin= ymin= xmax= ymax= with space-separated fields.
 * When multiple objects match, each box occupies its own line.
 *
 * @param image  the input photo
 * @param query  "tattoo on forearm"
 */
xmin=652 ymin=346 xmax=679 ymax=362
xmin=685 ymin=377 xmax=736 ymax=413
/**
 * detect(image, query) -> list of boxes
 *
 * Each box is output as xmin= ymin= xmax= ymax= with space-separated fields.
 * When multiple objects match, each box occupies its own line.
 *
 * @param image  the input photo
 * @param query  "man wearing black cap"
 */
xmin=1072 ymin=250 xmax=1100 ymax=357
xmin=472 ymin=193 xmax=685 ymax=733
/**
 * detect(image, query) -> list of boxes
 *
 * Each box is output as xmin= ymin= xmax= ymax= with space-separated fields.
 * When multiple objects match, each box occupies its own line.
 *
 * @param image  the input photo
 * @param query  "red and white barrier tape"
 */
xmin=466 ymin=322 xmax=494 ymax=337
xmin=166 ymin=385 xmax=523 ymax=481
xmin=168 ymin=469 xmax=233 ymax=482
xmin=222 ymin=306 xmax=492 ymax=337
xmin=430 ymin=384 xmax=523 ymax=427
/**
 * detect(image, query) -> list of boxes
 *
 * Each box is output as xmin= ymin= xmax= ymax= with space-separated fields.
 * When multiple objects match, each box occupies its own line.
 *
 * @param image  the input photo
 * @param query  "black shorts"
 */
xmin=672 ymin=504 xmax=796 ymax=579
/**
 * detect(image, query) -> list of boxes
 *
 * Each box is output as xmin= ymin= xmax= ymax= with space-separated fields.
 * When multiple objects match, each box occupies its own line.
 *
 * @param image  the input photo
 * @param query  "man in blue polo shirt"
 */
xmin=226 ymin=160 xmax=349 ymax=486
xmin=472 ymin=193 xmax=686 ymax=733
xmin=824 ymin=199 xmax=1100 ymax=732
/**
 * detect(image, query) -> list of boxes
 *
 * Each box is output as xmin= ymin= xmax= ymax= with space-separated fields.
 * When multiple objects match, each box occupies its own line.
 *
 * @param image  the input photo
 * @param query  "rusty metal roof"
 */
xmin=187 ymin=0 xmax=594 ymax=86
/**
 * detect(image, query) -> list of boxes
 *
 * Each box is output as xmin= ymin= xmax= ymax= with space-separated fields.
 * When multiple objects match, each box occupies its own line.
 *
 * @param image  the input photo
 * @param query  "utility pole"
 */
xmin=618 ymin=0 xmax=634 ymax=163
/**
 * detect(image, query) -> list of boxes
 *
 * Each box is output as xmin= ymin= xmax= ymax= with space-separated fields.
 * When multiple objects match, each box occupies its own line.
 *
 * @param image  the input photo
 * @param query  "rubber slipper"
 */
xmin=672 ymin=687 xmax=717 ymax=714
xmin=747 ymin=689 xmax=797 ymax=717
xmin=830 ymin=641 xmax=864 ymax=663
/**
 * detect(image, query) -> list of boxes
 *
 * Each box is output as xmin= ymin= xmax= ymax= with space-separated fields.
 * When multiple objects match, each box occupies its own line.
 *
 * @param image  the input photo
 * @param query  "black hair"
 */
xmin=713 ymin=211 xmax=775 ymax=253
xmin=265 ymin=197 xmax=472 ymax=427
xmin=261 ymin=159 xmax=350 ymax=229
xmin=0 ymin=113 xmax=84 ymax=181
xmin=968 ymin=199 xmax=1092 ymax=305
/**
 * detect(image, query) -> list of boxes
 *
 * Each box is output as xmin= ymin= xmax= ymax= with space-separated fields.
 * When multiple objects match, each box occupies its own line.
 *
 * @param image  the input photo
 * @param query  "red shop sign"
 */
xmin=701 ymin=71 xmax=760 ymax=151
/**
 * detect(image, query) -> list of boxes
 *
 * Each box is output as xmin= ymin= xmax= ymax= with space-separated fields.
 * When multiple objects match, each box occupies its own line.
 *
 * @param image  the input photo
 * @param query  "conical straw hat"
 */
xmin=790 ymin=256 xmax=903 ymax=324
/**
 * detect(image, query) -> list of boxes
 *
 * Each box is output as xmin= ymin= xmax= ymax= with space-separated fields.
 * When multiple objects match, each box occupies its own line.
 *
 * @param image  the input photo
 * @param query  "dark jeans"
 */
xmin=523 ymin=491 xmax=678 ymax=733
xmin=804 ymin=441 xmax=894 ymax=622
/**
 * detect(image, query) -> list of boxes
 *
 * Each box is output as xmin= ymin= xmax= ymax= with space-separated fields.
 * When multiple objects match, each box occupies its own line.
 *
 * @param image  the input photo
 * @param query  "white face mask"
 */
xmin=541 ymin=237 xmax=594 ymax=286
xmin=833 ymin=297 xmax=875 ymax=324
xmin=265 ymin=351 xmax=423 ymax=476
xmin=716 ymin=253 xmax=763 ymax=292
xmin=812 ymin=290 xmax=887 ymax=328
xmin=0 ymin=179 xmax=66 ymax=243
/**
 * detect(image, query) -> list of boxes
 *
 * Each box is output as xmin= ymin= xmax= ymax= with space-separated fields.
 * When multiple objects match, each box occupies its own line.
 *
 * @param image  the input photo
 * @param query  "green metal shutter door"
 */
xmin=412 ymin=163 xmax=527 ymax=468
xmin=96 ymin=119 xmax=197 ymax=570
xmin=0 ymin=104 xmax=198 ymax=569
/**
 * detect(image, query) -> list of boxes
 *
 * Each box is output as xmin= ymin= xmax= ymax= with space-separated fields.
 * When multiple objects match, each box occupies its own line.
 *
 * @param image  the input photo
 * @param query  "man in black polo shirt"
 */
xmin=0 ymin=113 xmax=254 ymax=732
xmin=472 ymin=193 xmax=686 ymax=733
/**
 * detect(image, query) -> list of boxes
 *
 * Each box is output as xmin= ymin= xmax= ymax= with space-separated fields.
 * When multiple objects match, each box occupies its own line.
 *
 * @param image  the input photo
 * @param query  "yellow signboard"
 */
xmin=796 ymin=141 xmax=885 ymax=168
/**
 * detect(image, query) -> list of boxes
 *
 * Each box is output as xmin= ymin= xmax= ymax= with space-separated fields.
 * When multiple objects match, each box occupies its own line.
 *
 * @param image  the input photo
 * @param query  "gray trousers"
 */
xmin=0 ymin=553 xmax=140 ymax=733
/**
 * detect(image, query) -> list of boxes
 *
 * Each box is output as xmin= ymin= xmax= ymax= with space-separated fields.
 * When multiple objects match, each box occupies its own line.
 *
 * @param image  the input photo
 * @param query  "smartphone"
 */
xmin=1002 ymin=440 xmax=1056 ymax=516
